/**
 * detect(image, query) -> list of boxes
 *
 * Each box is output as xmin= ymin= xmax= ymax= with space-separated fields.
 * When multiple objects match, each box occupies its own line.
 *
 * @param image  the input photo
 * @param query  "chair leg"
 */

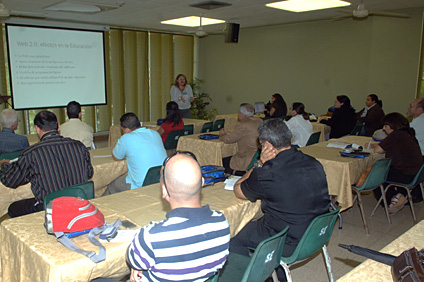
xmin=330 ymin=196 xmax=342 ymax=229
xmin=280 ymin=262 xmax=292 ymax=282
xmin=405 ymin=188 xmax=417 ymax=224
xmin=371 ymin=185 xmax=391 ymax=224
xmin=355 ymin=190 xmax=369 ymax=235
xmin=322 ymin=245 xmax=334 ymax=282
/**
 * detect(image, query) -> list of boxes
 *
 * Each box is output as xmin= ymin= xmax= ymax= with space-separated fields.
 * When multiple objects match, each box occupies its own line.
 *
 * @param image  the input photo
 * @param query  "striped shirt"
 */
xmin=127 ymin=205 xmax=230 ymax=282
xmin=0 ymin=131 xmax=93 ymax=203
xmin=0 ymin=128 xmax=30 ymax=153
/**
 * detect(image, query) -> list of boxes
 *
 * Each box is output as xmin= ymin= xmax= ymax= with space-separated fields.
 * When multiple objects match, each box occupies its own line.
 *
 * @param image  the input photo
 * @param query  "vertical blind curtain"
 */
xmin=0 ymin=26 xmax=194 ymax=135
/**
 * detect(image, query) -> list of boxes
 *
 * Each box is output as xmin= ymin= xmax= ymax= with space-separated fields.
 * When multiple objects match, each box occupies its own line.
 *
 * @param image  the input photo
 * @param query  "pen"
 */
xmin=367 ymin=140 xmax=371 ymax=149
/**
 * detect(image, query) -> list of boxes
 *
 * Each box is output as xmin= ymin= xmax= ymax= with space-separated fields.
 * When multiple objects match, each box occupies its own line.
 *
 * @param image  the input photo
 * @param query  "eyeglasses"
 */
xmin=162 ymin=151 xmax=197 ymax=197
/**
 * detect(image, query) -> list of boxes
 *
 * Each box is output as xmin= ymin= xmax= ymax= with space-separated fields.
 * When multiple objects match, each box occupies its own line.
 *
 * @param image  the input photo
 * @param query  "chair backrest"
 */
xmin=242 ymin=226 xmax=289 ymax=282
xmin=183 ymin=124 xmax=194 ymax=136
xmin=0 ymin=150 xmax=22 ymax=161
xmin=404 ymin=162 xmax=424 ymax=188
xmin=212 ymin=119 xmax=225 ymax=131
xmin=350 ymin=122 xmax=363 ymax=136
xmin=142 ymin=165 xmax=162 ymax=186
xmin=305 ymin=132 xmax=321 ymax=146
xmin=164 ymin=129 xmax=185 ymax=150
xmin=282 ymin=207 xmax=341 ymax=264
xmin=247 ymin=149 xmax=261 ymax=170
xmin=43 ymin=181 xmax=95 ymax=210
xmin=200 ymin=122 xmax=213 ymax=133
xmin=354 ymin=158 xmax=392 ymax=190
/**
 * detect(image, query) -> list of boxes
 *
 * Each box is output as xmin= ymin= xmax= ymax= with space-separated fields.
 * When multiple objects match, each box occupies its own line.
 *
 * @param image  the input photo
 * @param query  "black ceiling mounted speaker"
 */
xmin=225 ymin=23 xmax=239 ymax=43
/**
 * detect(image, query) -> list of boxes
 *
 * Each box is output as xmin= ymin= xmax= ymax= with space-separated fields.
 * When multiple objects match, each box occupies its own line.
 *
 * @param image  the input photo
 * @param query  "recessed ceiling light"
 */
xmin=266 ymin=0 xmax=351 ymax=12
xmin=161 ymin=16 xmax=225 ymax=27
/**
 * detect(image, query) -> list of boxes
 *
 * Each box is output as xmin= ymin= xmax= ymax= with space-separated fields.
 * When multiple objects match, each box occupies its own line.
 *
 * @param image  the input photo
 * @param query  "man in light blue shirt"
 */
xmin=106 ymin=113 xmax=167 ymax=194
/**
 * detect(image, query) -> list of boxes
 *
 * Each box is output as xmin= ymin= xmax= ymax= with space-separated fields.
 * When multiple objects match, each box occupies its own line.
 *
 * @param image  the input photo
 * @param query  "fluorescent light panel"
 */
xmin=266 ymin=0 xmax=351 ymax=12
xmin=161 ymin=16 xmax=225 ymax=27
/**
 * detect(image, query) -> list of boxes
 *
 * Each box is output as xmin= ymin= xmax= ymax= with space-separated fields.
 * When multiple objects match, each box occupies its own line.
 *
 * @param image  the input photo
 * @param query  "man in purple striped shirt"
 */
xmin=126 ymin=152 xmax=230 ymax=282
xmin=0 ymin=111 xmax=93 ymax=217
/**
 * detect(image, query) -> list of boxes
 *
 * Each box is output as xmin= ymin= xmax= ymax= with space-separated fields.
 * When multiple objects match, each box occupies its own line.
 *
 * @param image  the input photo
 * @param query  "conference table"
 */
xmin=337 ymin=220 xmax=424 ymax=281
xmin=311 ymin=122 xmax=331 ymax=142
xmin=176 ymin=132 xmax=238 ymax=166
xmin=0 ymin=181 xmax=261 ymax=282
xmin=108 ymin=118 xmax=210 ymax=147
xmin=26 ymin=134 xmax=40 ymax=145
xmin=300 ymin=135 xmax=383 ymax=210
xmin=0 ymin=147 xmax=128 ymax=217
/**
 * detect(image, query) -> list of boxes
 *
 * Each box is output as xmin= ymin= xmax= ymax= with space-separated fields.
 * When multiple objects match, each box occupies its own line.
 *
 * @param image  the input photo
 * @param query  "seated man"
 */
xmin=126 ymin=152 xmax=230 ymax=281
xmin=219 ymin=103 xmax=263 ymax=176
xmin=230 ymin=119 xmax=330 ymax=280
xmin=60 ymin=101 xmax=94 ymax=148
xmin=107 ymin=113 xmax=167 ymax=194
xmin=408 ymin=98 xmax=424 ymax=157
xmin=0 ymin=111 xmax=93 ymax=217
xmin=0 ymin=108 xmax=29 ymax=153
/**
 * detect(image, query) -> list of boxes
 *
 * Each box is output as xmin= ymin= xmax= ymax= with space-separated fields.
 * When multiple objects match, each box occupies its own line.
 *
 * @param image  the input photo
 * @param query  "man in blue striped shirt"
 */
xmin=126 ymin=152 xmax=230 ymax=282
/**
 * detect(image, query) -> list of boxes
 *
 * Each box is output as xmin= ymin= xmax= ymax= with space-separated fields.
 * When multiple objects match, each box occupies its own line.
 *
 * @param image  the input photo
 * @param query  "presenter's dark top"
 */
xmin=0 ymin=131 xmax=93 ymax=203
xmin=241 ymin=147 xmax=330 ymax=252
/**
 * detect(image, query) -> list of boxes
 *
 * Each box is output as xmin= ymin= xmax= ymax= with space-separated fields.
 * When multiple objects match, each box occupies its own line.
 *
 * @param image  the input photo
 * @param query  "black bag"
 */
xmin=201 ymin=165 xmax=229 ymax=186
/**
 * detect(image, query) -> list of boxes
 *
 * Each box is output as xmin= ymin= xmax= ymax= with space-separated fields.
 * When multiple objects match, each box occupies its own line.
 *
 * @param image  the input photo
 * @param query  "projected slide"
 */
xmin=6 ymin=24 xmax=107 ymax=110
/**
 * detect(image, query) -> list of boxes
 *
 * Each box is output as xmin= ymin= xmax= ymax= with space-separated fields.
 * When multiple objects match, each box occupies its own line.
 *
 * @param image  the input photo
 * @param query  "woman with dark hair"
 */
xmin=158 ymin=101 xmax=184 ymax=144
xmin=320 ymin=95 xmax=356 ymax=138
xmin=170 ymin=74 xmax=195 ymax=118
xmin=369 ymin=112 xmax=423 ymax=214
xmin=356 ymin=94 xmax=385 ymax=136
xmin=265 ymin=93 xmax=287 ymax=118
xmin=285 ymin=102 xmax=313 ymax=147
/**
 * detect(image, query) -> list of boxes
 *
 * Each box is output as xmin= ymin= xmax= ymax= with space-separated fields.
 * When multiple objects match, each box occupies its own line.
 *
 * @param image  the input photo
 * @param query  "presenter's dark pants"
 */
xmin=230 ymin=219 xmax=289 ymax=281
xmin=8 ymin=198 xmax=43 ymax=218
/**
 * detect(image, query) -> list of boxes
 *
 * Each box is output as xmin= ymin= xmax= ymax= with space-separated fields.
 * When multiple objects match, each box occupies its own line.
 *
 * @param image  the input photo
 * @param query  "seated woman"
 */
xmin=158 ymin=101 xmax=184 ymax=144
xmin=320 ymin=95 xmax=356 ymax=139
xmin=285 ymin=102 xmax=313 ymax=147
xmin=356 ymin=94 xmax=385 ymax=137
xmin=369 ymin=112 xmax=423 ymax=214
xmin=264 ymin=93 xmax=287 ymax=118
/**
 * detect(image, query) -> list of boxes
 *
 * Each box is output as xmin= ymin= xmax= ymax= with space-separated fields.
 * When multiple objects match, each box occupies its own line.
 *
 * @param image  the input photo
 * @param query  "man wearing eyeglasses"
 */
xmin=126 ymin=152 xmax=230 ymax=282
xmin=230 ymin=119 xmax=330 ymax=281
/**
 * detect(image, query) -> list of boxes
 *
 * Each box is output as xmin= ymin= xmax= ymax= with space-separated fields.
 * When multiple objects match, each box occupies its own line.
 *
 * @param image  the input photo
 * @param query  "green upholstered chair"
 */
xmin=305 ymin=132 xmax=321 ymax=146
xmin=164 ymin=129 xmax=185 ymax=151
xmin=350 ymin=122 xmax=363 ymax=136
xmin=43 ymin=181 xmax=95 ymax=210
xmin=142 ymin=166 xmax=162 ymax=187
xmin=0 ymin=150 xmax=22 ymax=161
xmin=373 ymin=162 xmax=424 ymax=225
xmin=212 ymin=119 xmax=225 ymax=131
xmin=183 ymin=124 xmax=194 ymax=136
xmin=277 ymin=207 xmax=341 ymax=282
xmin=351 ymin=158 xmax=392 ymax=234
xmin=200 ymin=122 xmax=213 ymax=133
xmin=218 ymin=226 xmax=289 ymax=282
xmin=247 ymin=149 xmax=261 ymax=170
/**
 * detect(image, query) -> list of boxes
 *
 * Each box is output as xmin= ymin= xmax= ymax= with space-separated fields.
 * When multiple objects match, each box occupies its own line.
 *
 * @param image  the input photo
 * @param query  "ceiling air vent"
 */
xmin=189 ymin=1 xmax=231 ymax=10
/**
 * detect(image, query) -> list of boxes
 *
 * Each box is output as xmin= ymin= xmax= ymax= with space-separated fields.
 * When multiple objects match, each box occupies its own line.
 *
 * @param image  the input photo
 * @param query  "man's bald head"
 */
xmin=408 ymin=98 xmax=424 ymax=118
xmin=162 ymin=154 xmax=202 ymax=203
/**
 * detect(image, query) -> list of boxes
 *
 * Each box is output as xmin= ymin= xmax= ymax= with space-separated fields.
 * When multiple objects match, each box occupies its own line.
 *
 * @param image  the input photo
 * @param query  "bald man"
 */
xmin=408 ymin=98 xmax=424 ymax=156
xmin=126 ymin=152 xmax=230 ymax=282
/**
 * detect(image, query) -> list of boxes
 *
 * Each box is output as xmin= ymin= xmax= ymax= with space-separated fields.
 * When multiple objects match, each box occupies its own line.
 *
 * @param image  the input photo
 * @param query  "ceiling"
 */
xmin=2 ymin=0 xmax=424 ymax=34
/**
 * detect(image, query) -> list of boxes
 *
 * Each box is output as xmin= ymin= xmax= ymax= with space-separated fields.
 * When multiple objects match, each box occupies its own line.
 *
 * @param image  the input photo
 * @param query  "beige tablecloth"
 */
xmin=108 ymin=118 xmax=210 ymax=147
xmin=338 ymin=220 xmax=424 ymax=281
xmin=0 ymin=147 xmax=128 ymax=217
xmin=176 ymin=132 xmax=238 ymax=166
xmin=311 ymin=122 xmax=330 ymax=142
xmin=300 ymin=136 xmax=383 ymax=210
xmin=0 ymin=182 xmax=261 ymax=282
xmin=26 ymin=134 xmax=40 ymax=146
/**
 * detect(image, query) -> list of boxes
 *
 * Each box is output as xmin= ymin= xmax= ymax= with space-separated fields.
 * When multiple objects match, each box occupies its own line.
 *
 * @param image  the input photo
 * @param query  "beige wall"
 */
xmin=198 ymin=8 xmax=423 ymax=117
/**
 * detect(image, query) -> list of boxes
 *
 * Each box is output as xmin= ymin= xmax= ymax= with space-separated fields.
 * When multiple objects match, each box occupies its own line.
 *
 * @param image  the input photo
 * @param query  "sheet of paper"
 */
xmin=327 ymin=142 xmax=351 ymax=149
xmin=93 ymin=155 xmax=112 ymax=158
xmin=224 ymin=176 xmax=241 ymax=191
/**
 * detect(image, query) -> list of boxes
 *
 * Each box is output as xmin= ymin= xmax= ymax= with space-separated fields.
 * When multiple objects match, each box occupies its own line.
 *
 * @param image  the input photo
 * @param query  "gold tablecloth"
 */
xmin=311 ymin=122 xmax=330 ymax=142
xmin=0 ymin=147 xmax=128 ymax=217
xmin=300 ymin=136 xmax=383 ymax=210
xmin=0 ymin=182 xmax=261 ymax=282
xmin=176 ymin=132 xmax=238 ymax=166
xmin=338 ymin=220 xmax=424 ymax=281
xmin=108 ymin=118 xmax=210 ymax=147
xmin=26 ymin=134 xmax=40 ymax=146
